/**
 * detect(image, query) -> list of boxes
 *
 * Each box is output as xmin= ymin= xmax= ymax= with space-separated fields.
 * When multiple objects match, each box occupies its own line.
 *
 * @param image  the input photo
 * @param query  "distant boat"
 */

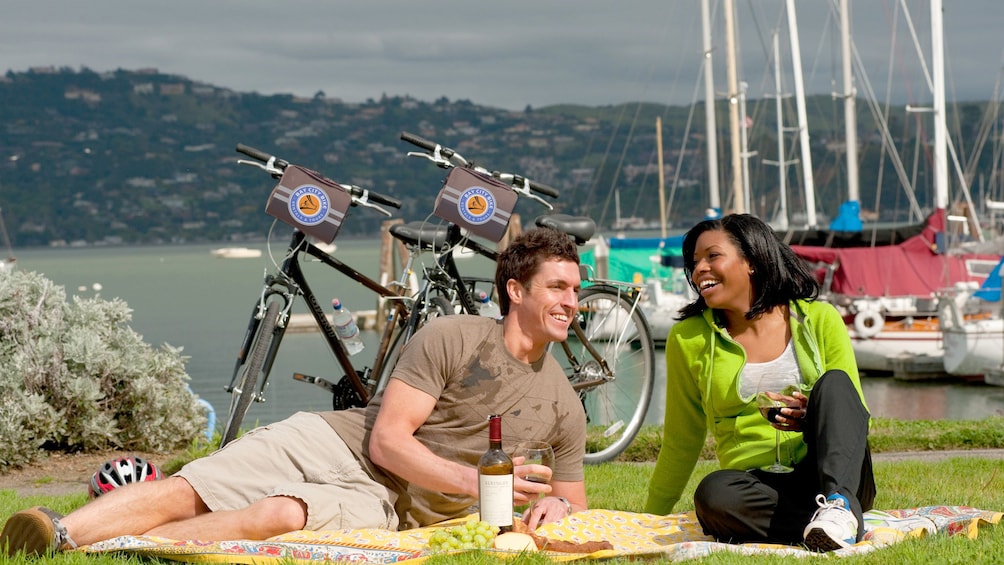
xmin=210 ymin=247 xmax=262 ymax=259
xmin=939 ymin=257 xmax=1003 ymax=379
xmin=0 ymin=206 xmax=15 ymax=272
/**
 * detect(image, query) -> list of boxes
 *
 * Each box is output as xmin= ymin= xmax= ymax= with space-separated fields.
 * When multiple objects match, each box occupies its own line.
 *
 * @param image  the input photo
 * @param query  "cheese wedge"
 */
xmin=493 ymin=532 xmax=538 ymax=552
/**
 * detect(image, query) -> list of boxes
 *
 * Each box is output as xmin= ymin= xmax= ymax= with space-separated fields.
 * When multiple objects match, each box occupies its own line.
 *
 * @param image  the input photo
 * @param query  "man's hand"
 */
xmin=522 ymin=496 xmax=572 ymax=530
xmin=512 ymin=457 xmax=552 ymax=506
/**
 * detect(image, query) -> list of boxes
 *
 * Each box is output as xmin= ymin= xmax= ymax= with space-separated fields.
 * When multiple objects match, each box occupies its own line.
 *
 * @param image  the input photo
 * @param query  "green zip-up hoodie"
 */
xmin=644 ymin=299 xmax=866 ymax=515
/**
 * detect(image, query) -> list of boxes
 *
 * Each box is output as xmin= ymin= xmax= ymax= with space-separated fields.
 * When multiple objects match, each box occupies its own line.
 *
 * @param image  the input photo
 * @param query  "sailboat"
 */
xmin=603 ymin=118 xmax=691 ymax=343
xmin=608 ymin=0 xmax=818 ymax=341
xmin=0 ymin=207 xmax=15 ymax=272
xmin=938 ymin=256 xmax=1003 ymax=380
xmin=785 ymin=0 xmax=1003 ymax=377
xmin=589 ymin=0 xmax=725 ymax=342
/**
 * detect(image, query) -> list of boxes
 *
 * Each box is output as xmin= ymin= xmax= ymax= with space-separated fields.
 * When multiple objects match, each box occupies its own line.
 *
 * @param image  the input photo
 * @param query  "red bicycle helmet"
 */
xmin=88 ymin=456 xmax=163 ymax=498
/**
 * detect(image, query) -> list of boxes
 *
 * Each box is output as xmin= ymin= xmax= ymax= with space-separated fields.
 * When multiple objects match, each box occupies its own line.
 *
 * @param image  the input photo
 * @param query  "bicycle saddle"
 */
xmin=534 ymin=214 xmax=596 ymax=246
xmin=389 ymin=221 xmax=451 ymax=251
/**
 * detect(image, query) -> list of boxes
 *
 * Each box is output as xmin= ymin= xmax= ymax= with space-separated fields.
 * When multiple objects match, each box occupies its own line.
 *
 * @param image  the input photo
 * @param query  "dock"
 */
xmin=286 ymin=311 xmax=380 ymax=334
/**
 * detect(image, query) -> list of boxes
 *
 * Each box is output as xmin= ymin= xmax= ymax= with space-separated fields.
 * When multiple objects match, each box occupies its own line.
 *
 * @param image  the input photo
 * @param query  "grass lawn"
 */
xmin=2 ymin=417 xmax=1003 ymax=564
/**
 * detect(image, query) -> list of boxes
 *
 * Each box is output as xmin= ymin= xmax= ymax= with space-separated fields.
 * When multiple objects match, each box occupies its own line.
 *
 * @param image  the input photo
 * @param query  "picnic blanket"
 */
xmin=81 ymin=506 xmax=1001 ymax=563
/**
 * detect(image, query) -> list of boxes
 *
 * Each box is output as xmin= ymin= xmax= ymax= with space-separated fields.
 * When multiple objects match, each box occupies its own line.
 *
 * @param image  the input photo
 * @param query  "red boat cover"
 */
xmin=790 ymin=209 xmax=1001 ymax=298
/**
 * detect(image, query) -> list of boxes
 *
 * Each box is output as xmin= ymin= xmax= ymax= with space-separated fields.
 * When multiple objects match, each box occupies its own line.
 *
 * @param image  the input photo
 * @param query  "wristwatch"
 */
xmin=555 ymin=496 xmax=573 ymax=515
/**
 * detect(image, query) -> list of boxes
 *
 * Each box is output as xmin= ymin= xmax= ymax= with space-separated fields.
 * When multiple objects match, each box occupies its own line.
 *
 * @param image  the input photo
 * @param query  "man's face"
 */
xmin=511 ymin=258 xmax=581 ymax=343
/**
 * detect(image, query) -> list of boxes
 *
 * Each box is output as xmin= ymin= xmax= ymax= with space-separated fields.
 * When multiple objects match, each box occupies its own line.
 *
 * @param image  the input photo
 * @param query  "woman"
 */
xmin=644 ymin=214 xmax=874 ymax=552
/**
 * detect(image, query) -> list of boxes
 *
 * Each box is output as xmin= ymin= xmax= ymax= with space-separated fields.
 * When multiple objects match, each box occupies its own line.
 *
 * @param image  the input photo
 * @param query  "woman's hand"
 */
xmin=766 ymin=390 xmax=808 ymax=432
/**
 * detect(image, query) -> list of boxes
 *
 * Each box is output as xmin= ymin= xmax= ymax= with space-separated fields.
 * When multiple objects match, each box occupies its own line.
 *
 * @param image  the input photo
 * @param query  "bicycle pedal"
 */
xmin=292 ymin=372 xmax=337 ymax=393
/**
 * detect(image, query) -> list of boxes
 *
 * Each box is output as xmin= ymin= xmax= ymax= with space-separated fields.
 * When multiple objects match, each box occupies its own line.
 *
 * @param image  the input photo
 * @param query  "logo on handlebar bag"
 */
xmin=433 ymin=167 xmax=517 ymax=242
xmin=288 ymin=184 xmax=330 ymax=226
xmin=457 ymin=187 xmax=496 ymax=225
xmin=266 ymin=165 xmax=352 ymax=244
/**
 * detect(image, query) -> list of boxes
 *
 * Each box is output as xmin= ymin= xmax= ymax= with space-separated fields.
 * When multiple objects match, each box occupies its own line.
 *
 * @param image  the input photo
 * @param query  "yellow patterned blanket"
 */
xmin=81 ymin=506 xmax=1001 ymax=563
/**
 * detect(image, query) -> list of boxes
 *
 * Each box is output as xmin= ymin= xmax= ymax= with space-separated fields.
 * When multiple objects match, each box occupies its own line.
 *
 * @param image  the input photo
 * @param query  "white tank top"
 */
xmin=739 ymin=339 xmax=802 ymax=399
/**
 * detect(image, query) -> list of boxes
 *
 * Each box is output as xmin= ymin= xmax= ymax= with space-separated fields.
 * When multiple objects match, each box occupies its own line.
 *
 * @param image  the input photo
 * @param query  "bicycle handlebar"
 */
xmin=399 ymin=131 xmax=560 ymax=200
xmin=235 ymin=143 xmax=403 ymax=211
xmin=236 ymin=143 xmax=287 ymax=168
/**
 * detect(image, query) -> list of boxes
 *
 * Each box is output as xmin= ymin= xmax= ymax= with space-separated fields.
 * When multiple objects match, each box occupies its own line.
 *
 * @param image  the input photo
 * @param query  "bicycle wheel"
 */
xmin=373 ymin=295 xmax=454 ymax=394
xmin=561 ymin=285 xmax=655 ymax=464
xmin=221 ymin=300 xmax=282 ymax=447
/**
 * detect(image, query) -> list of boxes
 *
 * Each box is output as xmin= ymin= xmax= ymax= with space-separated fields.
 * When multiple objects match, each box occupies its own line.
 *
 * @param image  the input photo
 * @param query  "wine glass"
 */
xmin=754 ymin=377 xmax=795 ymax=473
xmin=512 ymin=441 xmax=555 ymax=485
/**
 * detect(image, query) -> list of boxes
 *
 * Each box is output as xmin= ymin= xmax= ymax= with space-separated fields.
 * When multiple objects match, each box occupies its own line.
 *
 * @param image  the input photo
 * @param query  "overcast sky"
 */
xmin=2 ymin=1 xmax=1002 ymax=110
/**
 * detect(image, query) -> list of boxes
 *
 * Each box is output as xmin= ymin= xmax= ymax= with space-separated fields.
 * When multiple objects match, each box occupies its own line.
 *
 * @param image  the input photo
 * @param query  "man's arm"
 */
xmin=369 ymin=378 xmax=555 ymax=508
xmin=368 ymin=378 xmax=479 ymax=497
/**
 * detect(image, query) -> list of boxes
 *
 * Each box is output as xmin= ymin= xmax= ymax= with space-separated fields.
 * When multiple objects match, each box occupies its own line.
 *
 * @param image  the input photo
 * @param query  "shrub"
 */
xmin=0 ymin=269 xmax=206 ymax=468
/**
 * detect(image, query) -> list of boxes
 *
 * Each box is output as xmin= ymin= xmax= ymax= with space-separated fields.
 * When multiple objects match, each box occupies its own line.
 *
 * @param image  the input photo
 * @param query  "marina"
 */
xmin=9 ymin=240 xmax=1003 ymax=432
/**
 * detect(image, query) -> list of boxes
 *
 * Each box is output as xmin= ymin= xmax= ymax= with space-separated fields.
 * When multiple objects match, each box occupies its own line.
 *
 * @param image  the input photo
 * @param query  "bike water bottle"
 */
xmin=331 ymin=298 xmax=365 ymax=355
xmin=477 ymin=291 xmax=501 ymax=320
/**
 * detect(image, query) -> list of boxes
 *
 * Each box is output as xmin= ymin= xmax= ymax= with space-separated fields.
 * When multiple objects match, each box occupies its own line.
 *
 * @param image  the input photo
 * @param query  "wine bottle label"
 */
xmin=478 ymin=474 xmax=514 ymax=527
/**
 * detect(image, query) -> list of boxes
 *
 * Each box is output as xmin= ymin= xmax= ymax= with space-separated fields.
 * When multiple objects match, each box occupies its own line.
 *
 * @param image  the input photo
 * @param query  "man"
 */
xmin=2 ymin=227 xmax=588 ymax=556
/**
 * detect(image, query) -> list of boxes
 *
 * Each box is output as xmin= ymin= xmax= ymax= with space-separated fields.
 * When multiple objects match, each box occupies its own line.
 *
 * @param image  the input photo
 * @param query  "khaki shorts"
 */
xmin=176 ymin=411 xmax=399 ymax=531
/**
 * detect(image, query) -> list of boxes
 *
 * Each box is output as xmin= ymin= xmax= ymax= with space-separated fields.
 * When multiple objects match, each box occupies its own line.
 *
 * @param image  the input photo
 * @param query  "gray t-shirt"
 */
xmin=320 ymin=315 xmax=586 ymax=528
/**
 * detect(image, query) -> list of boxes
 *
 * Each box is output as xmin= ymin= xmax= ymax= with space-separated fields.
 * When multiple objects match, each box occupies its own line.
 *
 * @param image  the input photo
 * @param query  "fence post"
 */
xmin=498 ymin=214 xmax=522 ymax=252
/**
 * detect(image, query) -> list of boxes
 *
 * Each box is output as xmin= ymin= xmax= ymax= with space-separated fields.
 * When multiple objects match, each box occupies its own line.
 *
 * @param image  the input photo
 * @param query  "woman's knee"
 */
xmin=814 ymin=369 xmax=853 ymax=393
xmin=809 ymin=369 xmax=868 ymax=416
xmin=694 ymin=470 xmax=748 ymax=514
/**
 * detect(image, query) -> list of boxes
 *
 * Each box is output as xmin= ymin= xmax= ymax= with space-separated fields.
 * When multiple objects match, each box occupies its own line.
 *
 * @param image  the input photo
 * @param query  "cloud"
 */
xmin=0 ymin=0 xmax=1000 ymax=109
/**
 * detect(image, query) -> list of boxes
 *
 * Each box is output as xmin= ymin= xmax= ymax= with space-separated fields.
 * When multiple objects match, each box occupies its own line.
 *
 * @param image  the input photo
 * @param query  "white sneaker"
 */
xmin=803 ymin=494 xmax=859 ymax=552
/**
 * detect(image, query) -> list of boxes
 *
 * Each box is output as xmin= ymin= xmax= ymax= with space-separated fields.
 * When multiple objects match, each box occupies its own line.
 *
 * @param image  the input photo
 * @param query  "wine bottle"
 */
xmin=478 ymin=414 xmax=513 ymax=532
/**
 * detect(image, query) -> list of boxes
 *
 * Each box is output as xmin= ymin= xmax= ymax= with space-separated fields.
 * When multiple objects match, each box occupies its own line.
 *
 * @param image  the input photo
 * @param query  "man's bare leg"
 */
xmin=60 ymin=476 xmax=209 ymax=546
xmin=61 ymin=477 xmax=307 ymax=545
xmin=145 ymin=495 xmax=308 ymax=541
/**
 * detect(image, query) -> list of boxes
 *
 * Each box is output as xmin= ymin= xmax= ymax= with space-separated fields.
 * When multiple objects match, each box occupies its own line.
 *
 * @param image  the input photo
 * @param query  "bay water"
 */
xmin=13 ymin=240 xmax=1004 ymax=433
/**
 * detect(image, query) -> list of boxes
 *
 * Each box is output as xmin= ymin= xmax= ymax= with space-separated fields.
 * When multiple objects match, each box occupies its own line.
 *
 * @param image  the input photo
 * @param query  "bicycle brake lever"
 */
xmin=511 ymin=177 xmax=554 ymax=210
xmin=350 ymin=191 xmax=394 ymax=217
xmin=237 ymin=157 xmax=285 ymax=177
xmin=406 ymin=149 xmax=455 ymax=170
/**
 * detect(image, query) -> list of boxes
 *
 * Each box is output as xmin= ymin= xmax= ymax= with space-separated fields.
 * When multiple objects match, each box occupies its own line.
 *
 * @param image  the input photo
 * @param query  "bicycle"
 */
xmin=221 ymin=143 xmax=413 ymax=447
xmin=379 ymin=132 xmax=657 ymax=463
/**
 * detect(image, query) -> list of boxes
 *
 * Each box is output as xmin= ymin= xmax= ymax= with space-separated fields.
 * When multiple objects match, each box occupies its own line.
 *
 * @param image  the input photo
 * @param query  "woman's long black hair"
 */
xmin=676 ymin=214 xmax=819 ymax=321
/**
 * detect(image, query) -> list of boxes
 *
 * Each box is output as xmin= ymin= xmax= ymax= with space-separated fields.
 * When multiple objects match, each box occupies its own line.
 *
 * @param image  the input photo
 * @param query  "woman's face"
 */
xmin=691 ymin=229 xmax=754 ymax=313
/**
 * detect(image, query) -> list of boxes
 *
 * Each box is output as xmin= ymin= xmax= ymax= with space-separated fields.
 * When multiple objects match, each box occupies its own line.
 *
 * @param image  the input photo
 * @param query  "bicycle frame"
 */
xmin=226 ymin=228 xmax=410 ymax=407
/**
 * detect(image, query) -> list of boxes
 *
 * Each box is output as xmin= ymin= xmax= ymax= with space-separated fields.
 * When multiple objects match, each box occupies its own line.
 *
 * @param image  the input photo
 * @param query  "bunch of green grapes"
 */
xmin=426 ymin=520 xmax=498 ymax=551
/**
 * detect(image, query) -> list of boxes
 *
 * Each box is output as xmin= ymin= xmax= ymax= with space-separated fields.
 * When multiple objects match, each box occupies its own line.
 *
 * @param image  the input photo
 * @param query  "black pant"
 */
xmin=693 ymin=370 xmax=875 ymax=545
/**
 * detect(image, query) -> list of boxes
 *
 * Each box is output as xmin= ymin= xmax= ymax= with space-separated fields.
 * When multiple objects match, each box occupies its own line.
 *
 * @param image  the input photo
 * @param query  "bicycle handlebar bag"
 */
xmin=433 ymin=167 xmax=517 ymax=242
xmin=265 ymin=165 xmax=353 ymax=244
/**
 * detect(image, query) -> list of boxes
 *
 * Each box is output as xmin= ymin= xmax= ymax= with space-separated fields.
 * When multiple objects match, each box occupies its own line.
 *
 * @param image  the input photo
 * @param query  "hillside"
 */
xmin=0 ymin=67 xmax=998 ymax=247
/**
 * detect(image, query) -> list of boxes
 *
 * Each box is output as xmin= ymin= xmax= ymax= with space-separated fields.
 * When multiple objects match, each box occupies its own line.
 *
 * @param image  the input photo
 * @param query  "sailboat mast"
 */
xmin=724 ymin=0 xmax=744 ymax=213
xmin=840 ymin=0 xmax=860 ymax=206
xmin=770 ymin=32 xmax=790 ymax=230
xmin=739 ymin=81 xmax=755 ymax=214
xmin=828 ymin=0 xmax=863 ymax=231
xmin=701 ymin=0 xmax=721 ymax=216
xmin=785 ymin=0 xmax=818 ymax=228
xmin=931 ymin=0 xmax=948 ymax=209
xmin=656 ymin=116 xmax=667 ymax=238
